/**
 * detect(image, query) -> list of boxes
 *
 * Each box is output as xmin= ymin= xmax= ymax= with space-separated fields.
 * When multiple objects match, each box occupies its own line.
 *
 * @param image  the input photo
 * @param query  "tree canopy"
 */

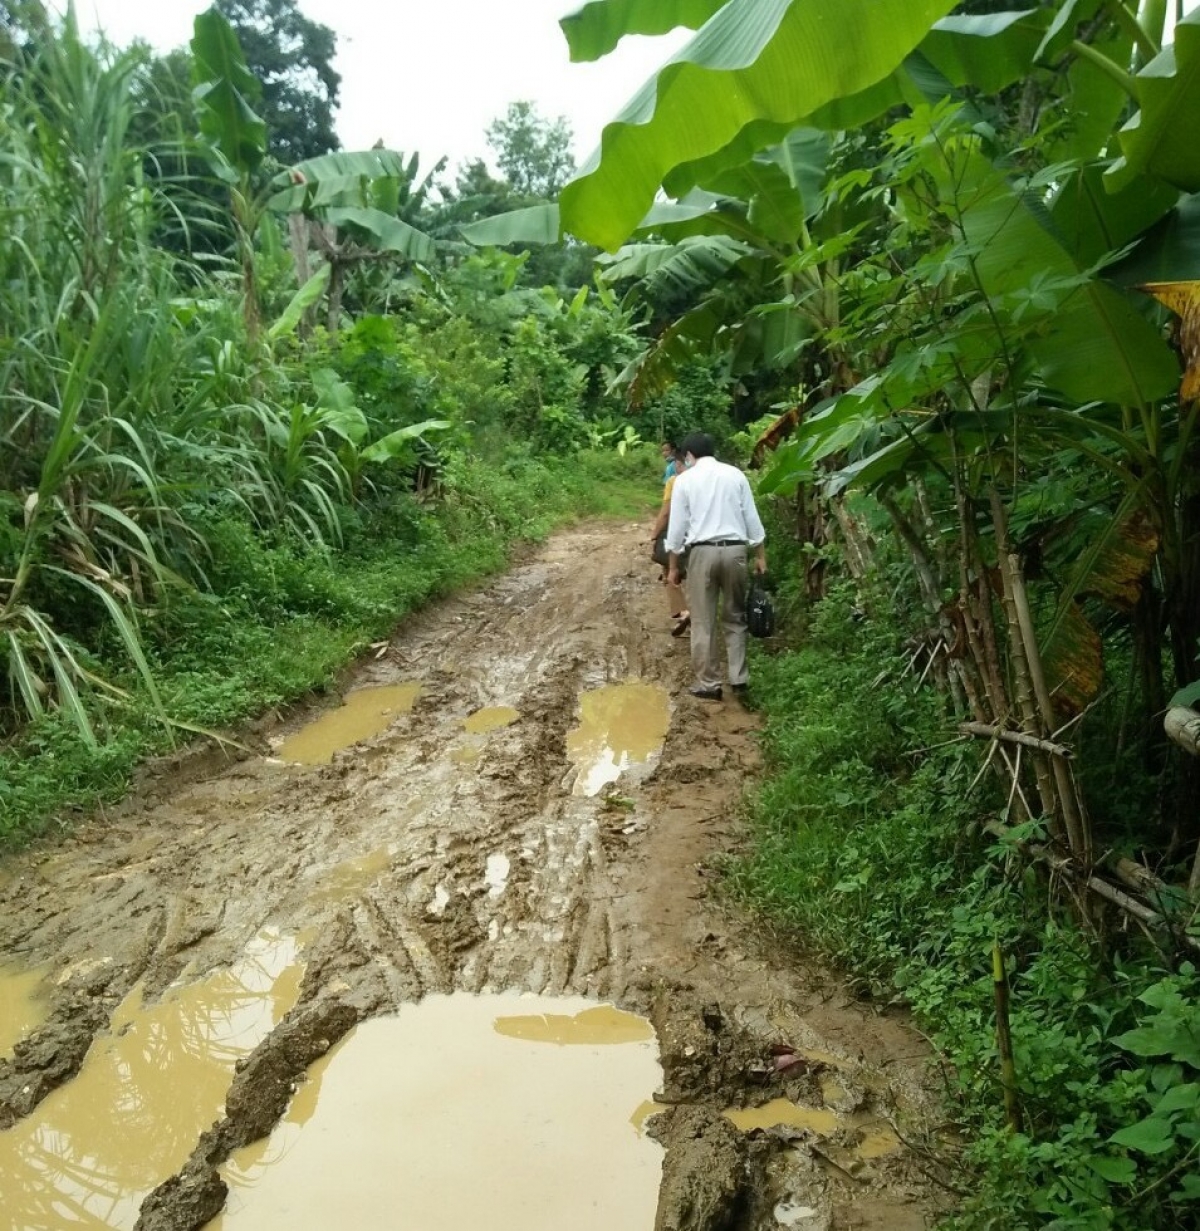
xmin=486 ymin=100 xmax=575 ymax=200
xmin=214 ymin=0 xmax=340 ymax=164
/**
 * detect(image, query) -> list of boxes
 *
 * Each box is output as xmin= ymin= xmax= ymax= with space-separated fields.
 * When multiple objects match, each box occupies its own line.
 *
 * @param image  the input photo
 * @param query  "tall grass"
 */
xmin=0 ymin=17 xmax=361 ymax=740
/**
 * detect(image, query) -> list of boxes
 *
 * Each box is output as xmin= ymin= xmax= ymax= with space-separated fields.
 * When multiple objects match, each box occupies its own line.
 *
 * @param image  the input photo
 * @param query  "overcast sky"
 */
xmin=69 ymin=0 xmax=687 ymax=176
xmin=66 ymin=1 xmax=1200 ymax=177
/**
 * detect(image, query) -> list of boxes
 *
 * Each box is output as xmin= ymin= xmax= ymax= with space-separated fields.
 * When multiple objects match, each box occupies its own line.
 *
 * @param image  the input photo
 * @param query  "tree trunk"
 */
xmin=989 ymin=490 xmax=1063 ymax=842
xmin=327 ymin=259 xmax=345 ymax=334
xmin=829 ymin=496 xmax=873 ymax=580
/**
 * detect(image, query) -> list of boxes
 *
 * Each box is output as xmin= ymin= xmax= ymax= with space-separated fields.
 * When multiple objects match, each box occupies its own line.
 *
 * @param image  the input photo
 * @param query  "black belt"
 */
xmin=691 ymin=538 xmax=746 ymax=548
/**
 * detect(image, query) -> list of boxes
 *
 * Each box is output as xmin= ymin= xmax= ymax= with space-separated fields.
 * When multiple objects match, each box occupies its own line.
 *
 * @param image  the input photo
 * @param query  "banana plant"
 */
xmin=191 ymin=6 xmax=268 ymax=337
xmin=190 ymin=9 xmax=438 ymax=337
xmin=302 ymin=369 xmax=449 ymax=501
xmin=269 ymin=149 xmax=440 ymax=331
xmin=556 ymin=1 xmax=1200 ymax=249
xmin=597 ymin=130 xmax=848 ymax=407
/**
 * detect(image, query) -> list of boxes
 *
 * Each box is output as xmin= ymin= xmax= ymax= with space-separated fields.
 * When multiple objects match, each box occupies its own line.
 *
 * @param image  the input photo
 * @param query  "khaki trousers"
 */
xmin=686 ymin=544 xmax=748 ymax=691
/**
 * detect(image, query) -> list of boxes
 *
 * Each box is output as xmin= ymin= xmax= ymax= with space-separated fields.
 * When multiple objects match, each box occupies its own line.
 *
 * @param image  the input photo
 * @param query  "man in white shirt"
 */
xmin=664 ymin=432 xmax=767 ymax=700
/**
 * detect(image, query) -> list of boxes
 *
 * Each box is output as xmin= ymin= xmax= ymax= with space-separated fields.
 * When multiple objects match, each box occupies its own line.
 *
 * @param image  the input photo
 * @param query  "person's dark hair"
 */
xmin=681 ymin=431 xmax=715 ymax=460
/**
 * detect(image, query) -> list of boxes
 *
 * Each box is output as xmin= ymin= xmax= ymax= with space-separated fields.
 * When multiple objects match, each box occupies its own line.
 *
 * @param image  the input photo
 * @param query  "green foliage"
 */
xmin=213 ymin=0 xmax=340 ymax=165
xmin=736 ymin=579 xmax=1200 ymax=1228
xmin=642 ymin=357 xmax=735 ymax=448
xmin=486 ymin=100 xmax=575 ymax=200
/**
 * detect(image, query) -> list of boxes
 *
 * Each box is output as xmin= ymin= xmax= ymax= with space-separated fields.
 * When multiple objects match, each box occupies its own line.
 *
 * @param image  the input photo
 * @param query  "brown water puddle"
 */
xmin=211 ymin=993 xmax=662 ymax=1230
xmin=278 ymin=683 xmax=421 ymax=765
xmin=463 ymin=705 xmax=519 ymax=734
xmin=723 ymin=1098 xmax=902 ymax=1162
xmin=493 ymin=1004 xmax=654 ymax=1046
xmin=726 ymin=1098 xmax=842 ymax=1135
xmin=0 ymin=963 xmax=50 ymax=1057
xmin=566 ymin=682 xmax=670 ymax=797
xmin=306 ymin=847 xmax=393 ymax=905
xmin=0 ymin=929 xmax=306 ymax=1229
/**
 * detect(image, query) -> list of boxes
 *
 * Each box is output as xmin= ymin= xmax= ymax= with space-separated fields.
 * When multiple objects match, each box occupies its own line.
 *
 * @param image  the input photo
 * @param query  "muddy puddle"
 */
xmin=0 ymin=929 xmax=306 ymax=1229
xmin=210 ymin=994 xmax=662 ymax=1230
xmin=277 ymin=683 xmax=421 ymax=765
xmin=566 ymin=682 xmax=670 ymax=796
xmin=463 ymin=705 xmax=519 ymax=734
xmin=724 ymin=1098 xmax=902 ymax=1166
xmin=0 ymin=963 xmax=50 ymax=1058
xmin=305 ymin=847 xmax=394 ymax=905
xmin=449 ymin=704 xmax=519 ymax=766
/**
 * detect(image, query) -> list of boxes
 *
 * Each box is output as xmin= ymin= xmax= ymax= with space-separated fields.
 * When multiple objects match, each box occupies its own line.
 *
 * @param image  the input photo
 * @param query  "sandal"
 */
xmin=671 ymin=614 xmax=691 ymax=638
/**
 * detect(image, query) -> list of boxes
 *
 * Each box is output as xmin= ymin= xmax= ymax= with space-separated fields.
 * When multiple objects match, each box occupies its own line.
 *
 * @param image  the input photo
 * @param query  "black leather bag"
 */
xmin=651 ymin=530 xmax=670 ymax=567
xmin=747 ymin=576 xmax=775 ymax=638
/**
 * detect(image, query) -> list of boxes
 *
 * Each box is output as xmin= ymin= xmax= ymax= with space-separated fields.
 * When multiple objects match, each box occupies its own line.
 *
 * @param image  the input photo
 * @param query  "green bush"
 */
xmin=736 ymin=582 xmax=1200 ymax=1230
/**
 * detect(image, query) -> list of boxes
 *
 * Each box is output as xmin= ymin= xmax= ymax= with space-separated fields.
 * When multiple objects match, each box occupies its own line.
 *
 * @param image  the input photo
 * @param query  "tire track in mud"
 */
xmin=0 ymin=521 xmax=952 ymax=1230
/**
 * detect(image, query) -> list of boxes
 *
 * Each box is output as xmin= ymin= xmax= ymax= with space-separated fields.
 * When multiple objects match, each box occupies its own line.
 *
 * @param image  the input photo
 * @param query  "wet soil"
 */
xmin=0 ymin=521 xmax=952 ymax=1230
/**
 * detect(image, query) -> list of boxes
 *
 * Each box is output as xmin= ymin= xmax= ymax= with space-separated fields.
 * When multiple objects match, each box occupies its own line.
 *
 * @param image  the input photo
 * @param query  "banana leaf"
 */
xmin=325 ymin=208 xmax=436 ymax=261
xmin=268 ymin=150 xmax=420 ymax=212
xmin=559 ymin=0 xmax=960 ymax=250
xmin=1108 ymin=11 xmax=1200 ymax=193
xmin=958 ymin=158 xmax=1180 ymax=406
xmin=561 ymin=0 xmax=730 ymax=61
xmin=190 ymin=9 xmax=266 ymax=181
xmin=269 ymin=266 xmax=331 ymax=341
xmin=460 ymin=204 xmax=562 ymax=247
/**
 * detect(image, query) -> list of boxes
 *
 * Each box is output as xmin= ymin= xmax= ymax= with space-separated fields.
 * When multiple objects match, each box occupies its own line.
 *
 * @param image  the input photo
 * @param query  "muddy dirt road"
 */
xmin=0 ymin=521 xmax=950 ymax=1230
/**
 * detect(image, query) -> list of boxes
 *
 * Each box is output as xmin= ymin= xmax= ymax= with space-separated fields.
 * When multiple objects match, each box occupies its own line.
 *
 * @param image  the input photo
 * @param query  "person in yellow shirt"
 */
xmin=649 ymin=451 xmax=690 ymax=636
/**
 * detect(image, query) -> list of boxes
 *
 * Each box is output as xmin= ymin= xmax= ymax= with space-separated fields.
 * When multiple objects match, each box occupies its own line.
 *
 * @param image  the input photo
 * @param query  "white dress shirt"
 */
xmin=664 ymin=456 xmax=766 ymax=555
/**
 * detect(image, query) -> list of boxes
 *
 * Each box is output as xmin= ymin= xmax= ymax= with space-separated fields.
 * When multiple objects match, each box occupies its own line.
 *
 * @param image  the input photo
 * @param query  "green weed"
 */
xmin=737 ymin=580 xmax=1200 ymax=1230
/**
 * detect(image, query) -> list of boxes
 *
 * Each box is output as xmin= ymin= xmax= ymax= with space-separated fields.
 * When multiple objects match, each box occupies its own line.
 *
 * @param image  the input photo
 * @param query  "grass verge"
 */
xmin=735 ymin=581 xmax=1200 ymax=1230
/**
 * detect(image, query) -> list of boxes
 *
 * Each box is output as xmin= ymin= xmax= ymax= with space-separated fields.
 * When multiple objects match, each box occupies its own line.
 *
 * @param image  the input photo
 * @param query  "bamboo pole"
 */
xmin=989 ymin=492 xmax=1061 ymax=835
xmin=1006 ymin=550 xmax=1091 ymax=862
xmin=959 ymin=722 xmax=1074 ymax=759
xmin=954 ymin=477 xmax=1006 ymax=726
xmin=992 ymin=943 xmax=1023 ymax=1133
xmin=882 ymin=495 xmax=968 ymax=715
